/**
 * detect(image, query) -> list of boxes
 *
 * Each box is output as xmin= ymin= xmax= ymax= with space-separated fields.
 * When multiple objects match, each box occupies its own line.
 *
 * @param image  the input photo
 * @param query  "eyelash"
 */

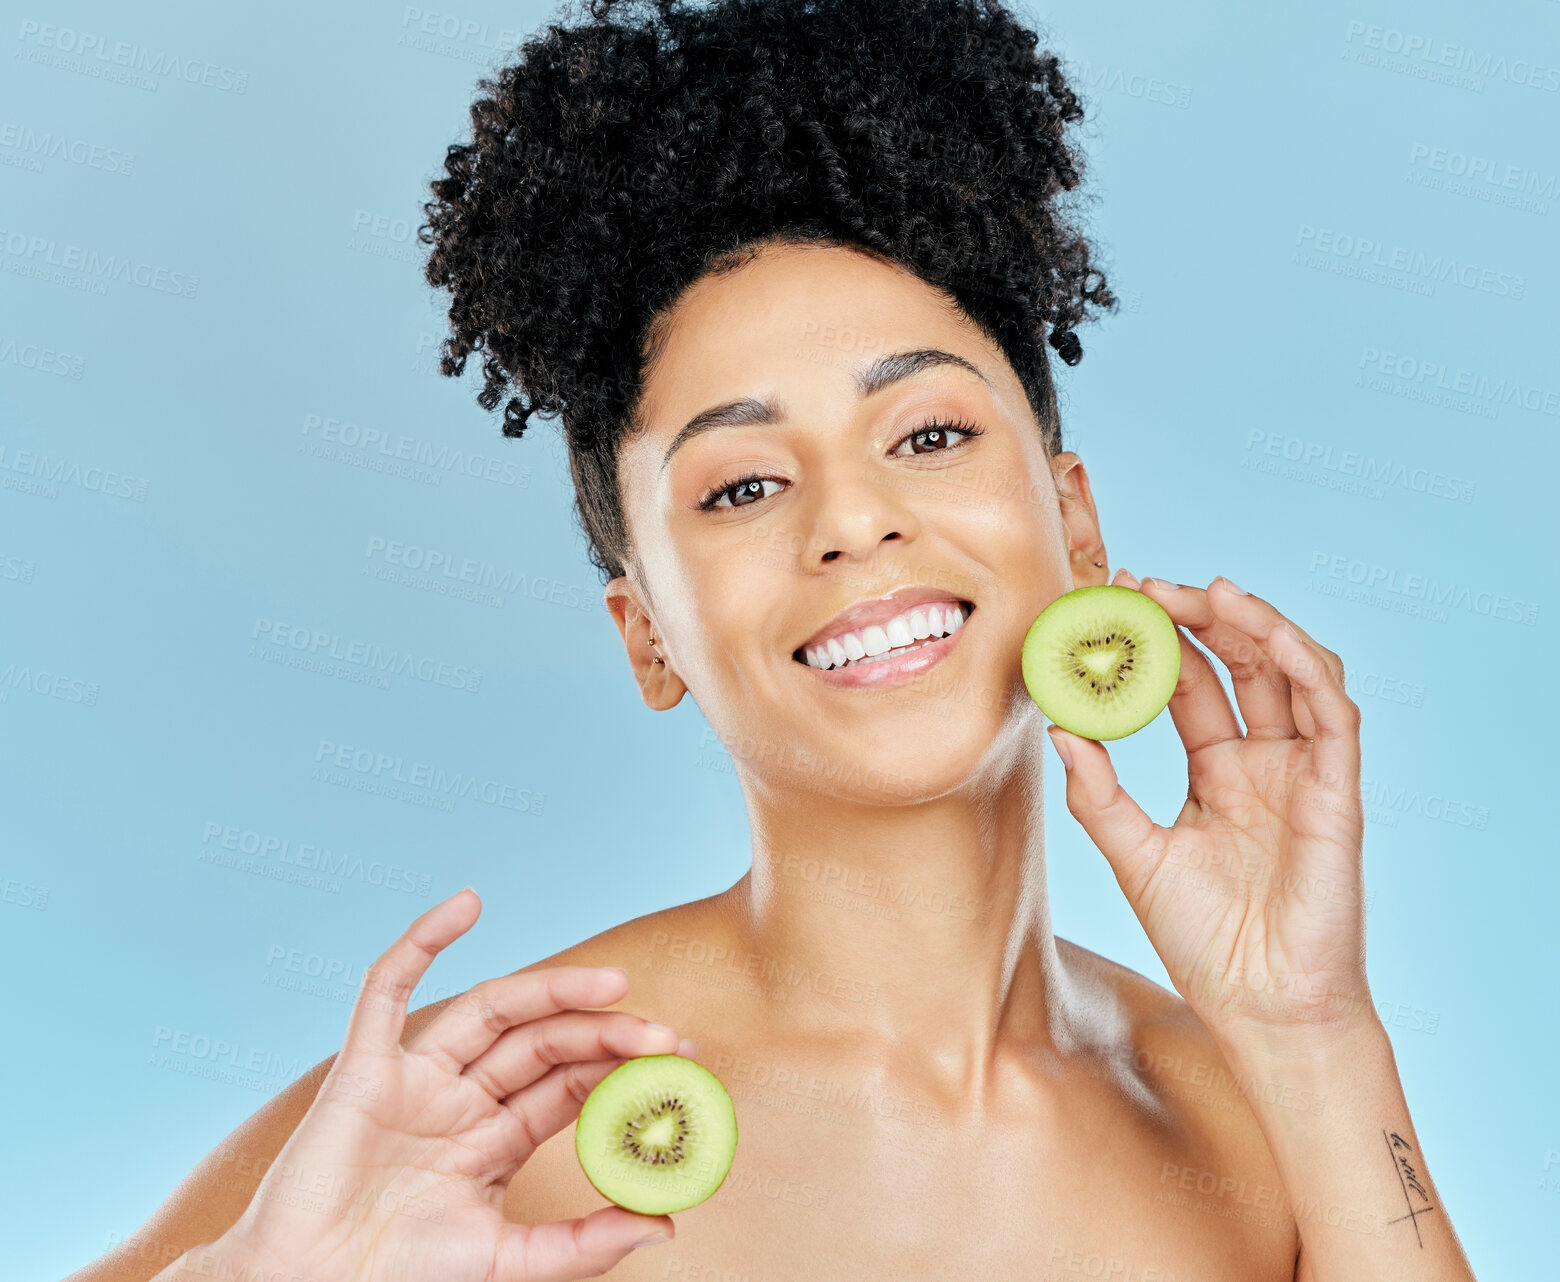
xmin=695 ymin=416 xmax=987 ymax=512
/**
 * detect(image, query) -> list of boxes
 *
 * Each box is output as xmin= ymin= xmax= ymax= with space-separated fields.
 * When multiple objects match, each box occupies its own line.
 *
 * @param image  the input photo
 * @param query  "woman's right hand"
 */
xmin=162 ymin=887 xmax=693 ymax=1282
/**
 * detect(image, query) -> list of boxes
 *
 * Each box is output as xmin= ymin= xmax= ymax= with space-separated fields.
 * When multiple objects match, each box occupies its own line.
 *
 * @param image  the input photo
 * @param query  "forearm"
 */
xmin=1219 ymin=1016 xmax=1477 ymax=1282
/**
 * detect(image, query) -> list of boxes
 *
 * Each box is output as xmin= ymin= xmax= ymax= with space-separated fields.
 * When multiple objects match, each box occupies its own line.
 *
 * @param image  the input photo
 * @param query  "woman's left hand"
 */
xmin=1046 ymin=570 xmax=1372 ymax=1055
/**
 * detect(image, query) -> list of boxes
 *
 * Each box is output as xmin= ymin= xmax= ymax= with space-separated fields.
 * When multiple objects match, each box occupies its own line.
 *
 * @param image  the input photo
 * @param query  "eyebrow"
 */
xmin=658 ymin=347 xmax=993 ymax=474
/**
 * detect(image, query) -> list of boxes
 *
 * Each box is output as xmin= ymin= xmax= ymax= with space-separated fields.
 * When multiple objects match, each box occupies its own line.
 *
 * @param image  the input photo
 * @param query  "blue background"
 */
xmin=3 ymin=1 xmax=1554 ymax=1277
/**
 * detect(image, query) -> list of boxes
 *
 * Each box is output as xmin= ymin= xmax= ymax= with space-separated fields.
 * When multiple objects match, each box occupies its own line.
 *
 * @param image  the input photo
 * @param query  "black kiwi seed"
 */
xmin=620 ymin=1095 xmax=696 ymax=1166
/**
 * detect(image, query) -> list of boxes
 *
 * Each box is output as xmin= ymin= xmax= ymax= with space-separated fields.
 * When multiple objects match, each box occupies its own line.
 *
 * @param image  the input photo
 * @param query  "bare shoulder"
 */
xmin=1054 ymin=938 xmax=1302 ymax=1278
xmin=1057 ymin=934 xmax=1211 ymax=1044
xmin=1056 ymin=936 xmax=1296 ymax=1167
xmin=452 ymin=889 xmax=747 ymax=1060
xmin=66 ymin=894 xmax=722 ymax=1282
xmin=515 ymin=892 xmax=724 ymax=962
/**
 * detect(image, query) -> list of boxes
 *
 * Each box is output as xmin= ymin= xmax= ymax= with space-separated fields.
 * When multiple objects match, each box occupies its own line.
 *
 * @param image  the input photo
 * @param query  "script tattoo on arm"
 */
xmin=1383 ymin=1129 xmax=1436 ymax=1246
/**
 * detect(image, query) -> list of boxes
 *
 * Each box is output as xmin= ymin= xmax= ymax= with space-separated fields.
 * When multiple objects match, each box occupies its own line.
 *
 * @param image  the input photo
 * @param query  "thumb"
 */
xmin=1047 ymin=725 xmax=1161 ymax=900
xmin=498 ymin=1206 xmax=675 ymax=1280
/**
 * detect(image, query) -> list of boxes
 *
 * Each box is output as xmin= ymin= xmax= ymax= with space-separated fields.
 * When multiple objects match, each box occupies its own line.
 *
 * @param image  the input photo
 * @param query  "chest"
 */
xmin=513 ymin=1066 xmax=1297 ymax=1281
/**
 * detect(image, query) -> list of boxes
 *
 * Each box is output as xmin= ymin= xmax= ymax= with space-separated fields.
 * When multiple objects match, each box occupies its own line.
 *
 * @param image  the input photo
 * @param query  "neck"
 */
xmin=716 ymin=714 xmax=1084 ymax=1099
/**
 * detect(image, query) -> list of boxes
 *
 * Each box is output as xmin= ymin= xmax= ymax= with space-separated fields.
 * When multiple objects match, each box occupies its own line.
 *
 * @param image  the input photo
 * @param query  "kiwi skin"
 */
xmin=1020 ymin=584 xmax=1181 ymax=741
xmin=574 ymin=1054 xmax=739 ymax=1216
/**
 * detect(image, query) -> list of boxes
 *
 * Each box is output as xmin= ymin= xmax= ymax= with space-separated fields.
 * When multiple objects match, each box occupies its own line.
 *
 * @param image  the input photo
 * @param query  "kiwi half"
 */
xmin=1021 ymin=585 xmax=1181 ymax=740
xmin=574 ymin=1054 xmax=738 ymax=1215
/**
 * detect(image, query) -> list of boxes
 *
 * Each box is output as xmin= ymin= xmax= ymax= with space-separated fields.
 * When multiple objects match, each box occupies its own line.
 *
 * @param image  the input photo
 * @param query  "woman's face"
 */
xmin=607 ymin=241 xmax=1108 ymax=802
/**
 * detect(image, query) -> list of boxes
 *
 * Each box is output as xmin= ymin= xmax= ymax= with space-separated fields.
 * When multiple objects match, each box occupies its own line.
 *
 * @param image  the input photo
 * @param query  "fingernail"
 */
xmin=646 ymin=1021 xmax=677 ymax=1036
xmin=633 ymin=1233 xmax=670 ymax=1248
xmin=1146 ymin=577 xmax=1179 ymax=589
xmin=679 ymin=1037 xmax=699 ymax=1059
xmin=1047 ymin=726 xmax=1074 ymax=770
xmin=1220 ymin=577 xmax=1248 ymax=595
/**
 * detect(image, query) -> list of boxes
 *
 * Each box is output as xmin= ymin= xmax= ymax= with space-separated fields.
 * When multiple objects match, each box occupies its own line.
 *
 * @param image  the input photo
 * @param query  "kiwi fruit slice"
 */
xmin=1021 ymin=585 xmax=1181 ymax=740
xmin=574 ymin=1054 xmax=738 ymax=1215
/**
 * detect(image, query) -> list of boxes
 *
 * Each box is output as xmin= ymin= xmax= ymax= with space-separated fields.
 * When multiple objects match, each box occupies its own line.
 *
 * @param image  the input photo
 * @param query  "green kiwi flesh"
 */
xmin=574 ymin=1054 xmax=738 ymax=1215
xmin=1021 ymin=585 xmax=1181 ymax=741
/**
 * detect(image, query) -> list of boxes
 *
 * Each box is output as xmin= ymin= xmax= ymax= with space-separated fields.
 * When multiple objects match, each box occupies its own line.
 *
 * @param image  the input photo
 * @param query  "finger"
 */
xmin=1166 ymin=624 xmax=1245 ymax=756
xmin=1268 ymin=619 xmax=1361 ymax=786
xmin=344 ymin=887 xmax=483 ymax=1055
xmin=1210 ymin=578 xmax=1346 ymax=683
xmin=1202 ymin=577 xmax=1351 ymax=740
xmin=491 ymin=1038 xmax=694 ymax=1162
xmin=408 ymin=966 xmax=635 ymax=1073
xmin=461 ymin=1010 xmax=684 ymax=1100
xmin=1048 ymin=725 xmax=1167 ymax=901
xmin=1140 ymin=577 xmax=1297 ymax=740
xmin=1117 ymin=571 xmax=1241 ymax=754
xmin=491 ymin=1055 xmax=634 ymax=1166
xmin=495 ymin=1203 xmax=674 ymax=1282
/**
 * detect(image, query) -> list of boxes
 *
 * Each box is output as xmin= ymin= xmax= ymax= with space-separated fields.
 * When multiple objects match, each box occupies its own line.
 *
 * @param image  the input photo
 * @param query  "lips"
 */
xmin=798 ymin=607 xmax=972 ymax=688
xmin=791 ymin=584 xmax=976 ymax=663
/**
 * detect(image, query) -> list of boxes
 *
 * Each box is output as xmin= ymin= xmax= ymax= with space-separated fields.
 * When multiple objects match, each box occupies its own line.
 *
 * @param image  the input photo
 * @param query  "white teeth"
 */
xmin=842 ymin=638 xmax=939 ymax=666
xmin=801 ymin=600 xmax=972 ymax=670
xmin=861 ymin=624 xmax=892 ymax=657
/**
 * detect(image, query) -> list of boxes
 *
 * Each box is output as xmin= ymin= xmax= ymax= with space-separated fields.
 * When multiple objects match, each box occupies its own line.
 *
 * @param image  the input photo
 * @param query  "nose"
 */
xmin=802 ymin=466 xmax=923 ymax=569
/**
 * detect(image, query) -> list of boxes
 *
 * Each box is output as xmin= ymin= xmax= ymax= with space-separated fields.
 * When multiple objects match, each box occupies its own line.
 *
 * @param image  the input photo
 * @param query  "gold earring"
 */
xmin=648 ymin=635 xmax=664 ymax=666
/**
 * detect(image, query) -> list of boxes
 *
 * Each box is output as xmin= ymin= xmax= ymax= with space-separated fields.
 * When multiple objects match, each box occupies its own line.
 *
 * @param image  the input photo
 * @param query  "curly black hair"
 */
xmin=420 ymin=0 xmax=1115 ymax=585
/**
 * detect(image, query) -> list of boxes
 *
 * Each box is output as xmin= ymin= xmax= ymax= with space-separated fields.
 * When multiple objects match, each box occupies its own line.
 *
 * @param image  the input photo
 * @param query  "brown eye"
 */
xmin=891 ymin=420 xmax=983 ymax=458
xmin=703 ymin=475 xmax=785 ymax=511
xmin=727 ymin=479 xmax=767 ymax=507
xmin=912 ymin=427 xmax=955 ymax=452
xmin=697 ymin=419 xmax=982 ymax=513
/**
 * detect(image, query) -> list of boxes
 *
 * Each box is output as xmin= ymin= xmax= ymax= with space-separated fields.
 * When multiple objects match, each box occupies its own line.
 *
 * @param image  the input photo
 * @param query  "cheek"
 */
xmin=678 ymin=537 xmax=792 ymax=665
xmin=958 ymin=473 xmax=1071 ymax=632
xmin=949 ymin=464 xmax=1057 ymax=559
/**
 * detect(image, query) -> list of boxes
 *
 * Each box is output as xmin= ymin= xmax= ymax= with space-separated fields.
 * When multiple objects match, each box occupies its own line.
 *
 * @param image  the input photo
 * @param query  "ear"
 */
xmin=604 ymin=576 xmax=687 ymax=711
xmin=1048 ymin=451 xmax=1109 ymax=588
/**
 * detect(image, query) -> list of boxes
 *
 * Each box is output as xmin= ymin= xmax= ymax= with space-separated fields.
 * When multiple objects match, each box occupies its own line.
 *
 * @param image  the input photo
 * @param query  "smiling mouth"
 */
xmin=791 ymin=600 xmax=976 ymax=670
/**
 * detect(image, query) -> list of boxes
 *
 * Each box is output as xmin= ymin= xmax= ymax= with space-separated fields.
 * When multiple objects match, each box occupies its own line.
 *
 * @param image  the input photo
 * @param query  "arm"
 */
xmin=62 ymin=1058 xmax=333 ymax=1282
xmin=62 ymin=998 xmax=456 ymax=1282
xmin=1046 ymin=572 xmax=1478 ymax=1282
xmin=1224 ymin=1018 xmax=1476 ymax=1281
xmin=66 ymin=892 xmax=691 ymax=1282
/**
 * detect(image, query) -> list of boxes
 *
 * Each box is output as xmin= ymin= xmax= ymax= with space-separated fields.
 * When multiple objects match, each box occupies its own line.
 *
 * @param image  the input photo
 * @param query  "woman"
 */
xmin=77 ymin=0 xmax=1479 ymax=1278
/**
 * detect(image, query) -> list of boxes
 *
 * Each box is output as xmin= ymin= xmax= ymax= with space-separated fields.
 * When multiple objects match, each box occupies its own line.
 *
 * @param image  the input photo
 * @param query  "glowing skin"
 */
xmin=500 ymin=240 xmax=1305 ymax=1277
xmin=606 ymin=239 xmax=1095 ymax=1059
xmin=102 ymin=239 xmax=1475 ymax=1282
